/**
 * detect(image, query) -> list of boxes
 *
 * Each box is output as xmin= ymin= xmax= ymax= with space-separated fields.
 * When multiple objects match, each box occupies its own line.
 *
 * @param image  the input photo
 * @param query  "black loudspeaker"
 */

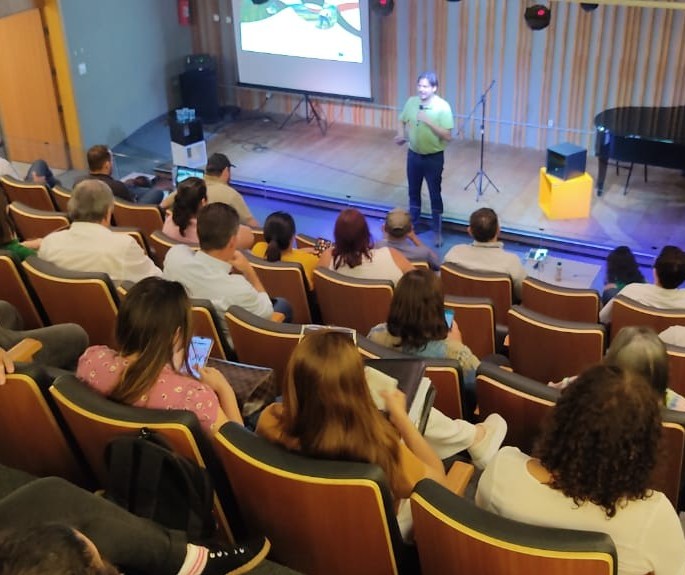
xmin=546 ymin=142 xmax=587 ymax=180
xmin=170 ymin=117 xmax=204 ymax=147
xmin=180 ymin=68 xmax=220 ymax=124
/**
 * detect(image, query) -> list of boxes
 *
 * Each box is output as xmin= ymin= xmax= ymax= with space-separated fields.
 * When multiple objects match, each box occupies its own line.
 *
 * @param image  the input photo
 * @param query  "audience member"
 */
xmin=477 ymin=364 xmax=685 ymax=575
xmin=375 ymin=208 xmax=439 ymax=270
xmin=0 ymin=300 xmax=88 ymax=380
xmin=599 ymin=245 xmax=685 ymax=324
xmin=161 ymin=176 xmax=206 ymax=244
xmin=1 ymin=304 xmax=84 ymax=383
xmin=162 ymin=177 xmax=254 ymax=249
xmin=0 ymin=156 xmax=60 ymax=188
xmin=602 ymin=245 xmax=645 ymax=304
xmin=442 ymin=207 xmax=526 ymax=300
xmin=257 ymin=330 xmax=506 ymax=537
xmin=202 ymin=153 xmax=260 ymax=228
xmin=80 ymin=145 xmax=163 ymax=205
xmin=251 ymin=211 xmax=318 ymax=289
xmin=318 ymin=208 xmax=413 ymax=285
xmin=0 ymin=464 xmax=273 ymax=575
xmin=368 ymin=269 xmax=479 ymax=372
xmin=549 ymin=326 xmax=685 ymax=411
xmin=164 ymin=203 xmax=291 ymax=334
xmin=38 ymin=179 xmax=161 ymax=283
xmin=77 ymin=277 xmax=242 ymax=437
xmin=0 ymin=190 xmax=39 ymax=260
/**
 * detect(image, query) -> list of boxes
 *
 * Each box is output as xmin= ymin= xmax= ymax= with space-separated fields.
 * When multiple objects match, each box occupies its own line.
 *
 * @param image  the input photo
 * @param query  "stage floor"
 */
xmin=201 ymin=112 xmax=684 ymax=259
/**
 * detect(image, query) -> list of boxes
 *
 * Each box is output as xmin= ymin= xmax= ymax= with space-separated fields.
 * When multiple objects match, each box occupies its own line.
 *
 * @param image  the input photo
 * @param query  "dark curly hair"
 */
xmin=172 ymin=177 xmax=207 ymax=237
xmin=332 ymin=208 xmax=373 ymax=270
xmin=386 ymin=269 xmax=448 ymax=350
xmin=534 ymin=364 xmax=661 ymax=518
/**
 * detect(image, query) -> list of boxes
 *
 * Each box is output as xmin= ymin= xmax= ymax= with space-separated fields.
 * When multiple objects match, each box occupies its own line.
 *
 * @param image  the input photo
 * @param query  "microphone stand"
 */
xmin=464 ymin=80 xmax=500 ymax=201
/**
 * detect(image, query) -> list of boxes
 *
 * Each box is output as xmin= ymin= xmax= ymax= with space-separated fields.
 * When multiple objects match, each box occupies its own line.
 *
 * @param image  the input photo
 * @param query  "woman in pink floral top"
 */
xmin=77 ymin=277 xmax=242 ymax=437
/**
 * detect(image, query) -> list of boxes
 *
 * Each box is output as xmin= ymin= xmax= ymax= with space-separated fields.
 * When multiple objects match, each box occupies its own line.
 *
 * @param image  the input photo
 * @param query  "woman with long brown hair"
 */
xmin=257 ymin=330 xmax=489 ymax=537
xmin=477 ymin=364 xmax=685 ymax=575
xmin=76 ymin=276 xmax=242 ymax=437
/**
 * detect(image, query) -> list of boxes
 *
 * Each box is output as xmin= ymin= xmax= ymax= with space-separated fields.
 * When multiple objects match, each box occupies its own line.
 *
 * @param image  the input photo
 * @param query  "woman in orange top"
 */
xmin=251 ymin=211 xmax=318 ymax=289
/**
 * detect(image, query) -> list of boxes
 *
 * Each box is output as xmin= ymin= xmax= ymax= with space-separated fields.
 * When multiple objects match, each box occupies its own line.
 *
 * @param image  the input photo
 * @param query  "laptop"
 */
xmin=174 ymin=165 xmax=204 ymax=187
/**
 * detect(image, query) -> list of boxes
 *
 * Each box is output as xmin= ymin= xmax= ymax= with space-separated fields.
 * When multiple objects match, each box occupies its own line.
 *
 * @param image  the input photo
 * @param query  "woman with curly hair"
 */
xmin=477 ymin=364 xmax=685 ymax=575
xmin=603 ymin=245 xmax=645 ymax=304
xmin=318 ymin=208 xmax=414 ymax=285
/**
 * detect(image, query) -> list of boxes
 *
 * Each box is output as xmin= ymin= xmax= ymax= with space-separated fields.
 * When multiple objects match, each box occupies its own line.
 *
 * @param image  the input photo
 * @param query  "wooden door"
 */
xmin=0 ymin=8 xmax=68 ymax=168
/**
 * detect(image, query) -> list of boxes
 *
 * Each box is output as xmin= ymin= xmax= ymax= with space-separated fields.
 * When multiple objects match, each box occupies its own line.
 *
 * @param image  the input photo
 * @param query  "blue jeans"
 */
xmin=407 ymin=149 xmax=445 ymax=223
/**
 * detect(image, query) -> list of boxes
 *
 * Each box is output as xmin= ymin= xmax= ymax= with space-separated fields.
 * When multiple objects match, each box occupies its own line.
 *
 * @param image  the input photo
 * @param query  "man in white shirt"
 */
xmin=600 ymin=245 xmax=685 ymax=324
xmin=443 ymin=207 xmax=527 ymax=300
xmin=38 ymin=179 xmax=162 ymax=284
xmin=164 ymin=203 xmax=290 ymax=336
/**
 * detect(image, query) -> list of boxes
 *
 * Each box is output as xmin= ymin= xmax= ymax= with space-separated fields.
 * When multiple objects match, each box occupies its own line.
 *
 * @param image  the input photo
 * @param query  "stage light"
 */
xmin=580 ymin=3 xmax=599 ymax=11
xmin=524 ymin=4 xmax=551 ymax=30
xmin=372 ymin=0 xmax=394 ymax=15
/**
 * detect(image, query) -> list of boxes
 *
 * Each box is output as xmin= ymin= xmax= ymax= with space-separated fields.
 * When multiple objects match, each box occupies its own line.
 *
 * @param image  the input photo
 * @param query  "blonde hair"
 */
xmin=281 ymin=331 xmax=401 ymax=487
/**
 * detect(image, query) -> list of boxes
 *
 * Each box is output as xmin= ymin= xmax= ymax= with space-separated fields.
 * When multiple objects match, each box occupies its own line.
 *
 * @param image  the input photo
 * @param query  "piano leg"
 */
xmin=596 ymin=157 xmax=608 ymax=196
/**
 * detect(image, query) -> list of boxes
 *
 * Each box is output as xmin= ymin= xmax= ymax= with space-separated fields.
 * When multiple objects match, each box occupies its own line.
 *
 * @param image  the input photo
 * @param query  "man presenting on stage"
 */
xmin=396 ymin=71 xmax=453 ymax=247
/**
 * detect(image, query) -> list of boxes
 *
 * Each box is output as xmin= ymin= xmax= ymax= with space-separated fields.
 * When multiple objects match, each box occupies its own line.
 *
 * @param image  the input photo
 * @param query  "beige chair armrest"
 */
xmin=7 ymin=338 xmax=43 ymax=362
xmin=445 ymin=460 xmax=475 ymax=496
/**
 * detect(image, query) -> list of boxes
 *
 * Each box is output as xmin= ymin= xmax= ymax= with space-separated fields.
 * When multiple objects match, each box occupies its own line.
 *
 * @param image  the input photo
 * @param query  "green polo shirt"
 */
xmin=399 ymin=95 xmax=454 ymax=155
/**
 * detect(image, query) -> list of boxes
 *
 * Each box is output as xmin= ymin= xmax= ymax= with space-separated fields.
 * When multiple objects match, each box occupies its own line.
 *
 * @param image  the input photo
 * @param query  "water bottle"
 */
xmin=555 ymin=261 xmax=563 ymax=282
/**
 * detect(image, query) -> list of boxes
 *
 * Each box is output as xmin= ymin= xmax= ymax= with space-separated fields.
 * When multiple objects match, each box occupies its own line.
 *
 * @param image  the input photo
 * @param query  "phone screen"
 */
xmin=444 ymin=309 xmax=454 ymax=327
xmin=186 ymin=336 xmax=213 ymax=378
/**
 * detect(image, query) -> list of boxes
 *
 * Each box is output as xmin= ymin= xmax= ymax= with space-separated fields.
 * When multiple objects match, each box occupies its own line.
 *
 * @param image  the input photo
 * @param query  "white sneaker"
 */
xmin=468 ymin=414 xmax=507 ymax=470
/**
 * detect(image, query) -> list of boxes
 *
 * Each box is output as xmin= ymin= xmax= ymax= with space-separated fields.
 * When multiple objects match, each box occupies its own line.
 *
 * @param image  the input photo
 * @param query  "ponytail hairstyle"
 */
xmin=263 ymin=211 xmax=296 ymax=262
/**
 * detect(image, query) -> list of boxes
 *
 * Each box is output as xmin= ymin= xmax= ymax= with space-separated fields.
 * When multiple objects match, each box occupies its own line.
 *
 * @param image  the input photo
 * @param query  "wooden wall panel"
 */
xmin=190 ymin=0 xmax=685 ymax=151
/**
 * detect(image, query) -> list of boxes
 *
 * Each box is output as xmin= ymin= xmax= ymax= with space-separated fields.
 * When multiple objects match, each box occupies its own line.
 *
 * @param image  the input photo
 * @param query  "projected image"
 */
xmin=240 ymin=1 xmax=363 ymax=63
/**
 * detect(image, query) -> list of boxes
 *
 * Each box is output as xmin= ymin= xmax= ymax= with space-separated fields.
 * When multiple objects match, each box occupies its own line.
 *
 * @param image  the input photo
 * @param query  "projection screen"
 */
xmin=232 ymin=0 xmax=372 ymax=100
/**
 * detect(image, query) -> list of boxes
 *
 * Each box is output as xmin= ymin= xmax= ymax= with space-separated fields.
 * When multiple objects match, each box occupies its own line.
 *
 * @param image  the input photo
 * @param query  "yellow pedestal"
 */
xmin=538 ymin=168 xmax=593 ymax=220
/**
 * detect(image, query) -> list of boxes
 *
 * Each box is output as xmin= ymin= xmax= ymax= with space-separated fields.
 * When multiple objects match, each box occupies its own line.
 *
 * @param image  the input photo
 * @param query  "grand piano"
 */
xmin=593 ymin=106 xmax=685 ymax=195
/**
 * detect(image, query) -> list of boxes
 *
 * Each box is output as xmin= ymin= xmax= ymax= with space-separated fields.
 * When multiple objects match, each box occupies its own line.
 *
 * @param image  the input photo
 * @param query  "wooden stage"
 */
xmin=206 ymin=112 xmax=685 ymax=260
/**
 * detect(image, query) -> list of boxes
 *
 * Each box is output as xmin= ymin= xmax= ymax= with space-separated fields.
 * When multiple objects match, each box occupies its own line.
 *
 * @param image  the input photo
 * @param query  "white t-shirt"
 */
xmin=600 ymin=283 xmax=685 ymax=324
xmin=476 ymin=447 xmax=685 ymax=575
xmin=330 ymin=246 xmax=404 ymax=285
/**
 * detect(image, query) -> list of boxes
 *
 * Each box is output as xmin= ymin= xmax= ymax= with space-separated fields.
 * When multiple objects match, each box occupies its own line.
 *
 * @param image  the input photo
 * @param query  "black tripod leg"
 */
xmin=279 ymin=96 xmax=305 ymax=130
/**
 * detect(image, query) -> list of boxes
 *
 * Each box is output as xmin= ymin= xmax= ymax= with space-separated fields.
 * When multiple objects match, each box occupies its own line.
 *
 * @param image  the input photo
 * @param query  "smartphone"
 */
xmin=186 ymin=336 xmax=213 ymax=378
xmin=444 ymin=309 xmax=454 ymax=327
xmin=527 ymin=248 xmax=549 ymax=261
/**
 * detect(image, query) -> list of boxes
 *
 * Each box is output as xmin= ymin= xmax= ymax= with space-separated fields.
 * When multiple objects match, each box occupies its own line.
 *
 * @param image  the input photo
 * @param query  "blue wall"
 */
xmin=58 ymin=0 xmax=192 ymax=150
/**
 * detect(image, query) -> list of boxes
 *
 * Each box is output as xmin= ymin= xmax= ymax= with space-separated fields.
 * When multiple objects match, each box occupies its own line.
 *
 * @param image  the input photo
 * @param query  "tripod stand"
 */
xmin=279 ymin=93 xmax=327 ymax=136
xmin=464 ymin=80 xmax=500 ymax=201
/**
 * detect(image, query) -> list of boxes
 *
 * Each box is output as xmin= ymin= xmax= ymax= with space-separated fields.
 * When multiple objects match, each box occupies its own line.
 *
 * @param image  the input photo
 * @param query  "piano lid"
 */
xmin=594 ymin=106 xmax=685 ymax=145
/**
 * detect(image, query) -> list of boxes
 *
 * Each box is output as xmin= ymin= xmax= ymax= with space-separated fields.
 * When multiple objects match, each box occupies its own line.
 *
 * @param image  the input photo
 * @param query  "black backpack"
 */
xmin=104 ymin=427 xmax=216 ymax=540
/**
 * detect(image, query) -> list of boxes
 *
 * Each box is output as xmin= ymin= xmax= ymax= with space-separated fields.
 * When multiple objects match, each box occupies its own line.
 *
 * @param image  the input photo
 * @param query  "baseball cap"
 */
xmin=385 ymin=208 xmax=412 ymax=238
xmin=205 ymin=153 xmax=236 ymax=173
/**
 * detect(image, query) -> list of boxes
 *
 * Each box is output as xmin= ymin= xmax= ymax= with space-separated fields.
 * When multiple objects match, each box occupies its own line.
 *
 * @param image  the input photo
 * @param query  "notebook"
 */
xmin=364 ymin=358 xmax=434 ymax=434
